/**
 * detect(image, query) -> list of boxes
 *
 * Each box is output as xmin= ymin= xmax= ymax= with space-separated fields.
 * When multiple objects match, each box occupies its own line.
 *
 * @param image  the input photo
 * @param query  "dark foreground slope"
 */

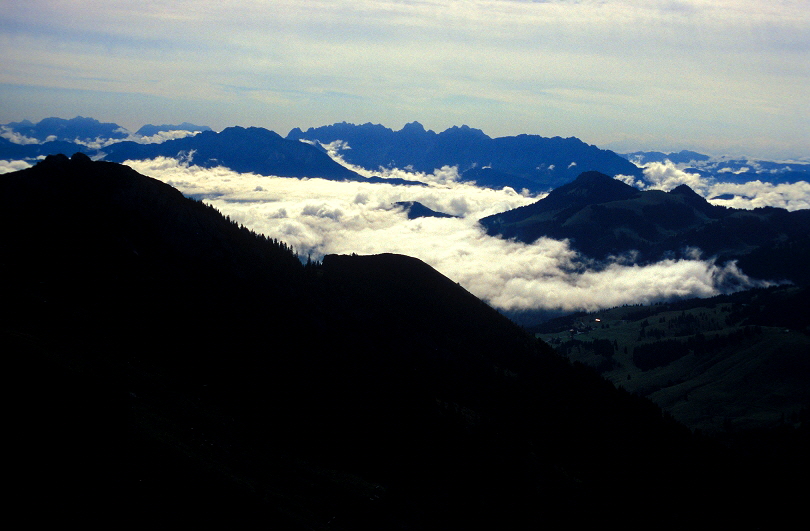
xmin=2 ymin=154 xmax=806 ymax=528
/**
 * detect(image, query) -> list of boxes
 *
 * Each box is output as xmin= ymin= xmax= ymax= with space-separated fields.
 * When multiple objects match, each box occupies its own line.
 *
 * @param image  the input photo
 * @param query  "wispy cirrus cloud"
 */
xmin=1 ymin=1 xmax=807 ymax=158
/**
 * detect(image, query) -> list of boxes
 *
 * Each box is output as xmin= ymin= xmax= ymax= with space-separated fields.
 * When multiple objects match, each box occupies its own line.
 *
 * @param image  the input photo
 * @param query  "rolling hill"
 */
xmin=480 ymin=171 xmax=810 ymax=285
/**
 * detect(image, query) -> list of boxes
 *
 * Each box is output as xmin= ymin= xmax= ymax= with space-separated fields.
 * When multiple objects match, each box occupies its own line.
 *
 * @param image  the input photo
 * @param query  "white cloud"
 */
xmin=708 ymin=180 xmax=810 ymax=211
xmin=126 ymin=156 xmax=773 ymax=312
xmin=72 ymin=129 xmax=202 ymax=149
xmin=1 ymin=126 xmax=41 ymax=145
xmin=132 ymin=129 xmax=203 ymax=144
xmin=0 ymin=159 xmax=33 ymax=174
xmin=637 ymin=161 xmax=709 ymax=194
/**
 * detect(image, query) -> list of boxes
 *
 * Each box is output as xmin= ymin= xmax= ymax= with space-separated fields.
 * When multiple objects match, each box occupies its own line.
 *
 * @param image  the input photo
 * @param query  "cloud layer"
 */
xmin=126 ymin=157 xmax=775 ymax=312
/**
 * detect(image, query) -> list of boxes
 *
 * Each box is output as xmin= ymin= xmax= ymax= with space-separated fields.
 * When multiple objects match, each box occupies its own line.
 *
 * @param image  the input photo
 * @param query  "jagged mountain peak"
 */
xmin=400 ymin=121 xmax=431 ymax=134
xmin=439 ymin=124 xmax=490 ymax=139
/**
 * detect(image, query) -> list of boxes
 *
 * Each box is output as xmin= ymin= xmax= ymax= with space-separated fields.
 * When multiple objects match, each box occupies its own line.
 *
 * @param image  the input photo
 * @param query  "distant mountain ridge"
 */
xmin=1 ymin=116 xmax=128 ymax=143
xmin=623 ymin=150 xmax=712 ymax=165
xmin=135 ymin=122 xmax=212 ymax=136
xmin=480 ymin=171 xmax=810 ymax=285
xmin=1 ymin=119 xmax=425 ymax=185
xmin=103 ymin=126 xmax=369 ymax=181
xmin=287 ymin=121 xmax=643 ymax=192
xmin=621 ymin=150 xmax=810 ymax=185
xmin=4 ymin=116 xmax=808 ymax=192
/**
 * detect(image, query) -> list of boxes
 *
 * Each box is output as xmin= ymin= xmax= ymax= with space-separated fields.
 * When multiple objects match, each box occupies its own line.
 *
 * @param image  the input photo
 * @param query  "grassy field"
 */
xmin=535 ymin=288 xmax=810 ymax=433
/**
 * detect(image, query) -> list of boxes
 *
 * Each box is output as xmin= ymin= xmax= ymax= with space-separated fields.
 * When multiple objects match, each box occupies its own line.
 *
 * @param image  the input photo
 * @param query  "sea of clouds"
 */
xmin=120 ymin=154 xmax=788 ymax=313
xmin=2 ymin=130 xmax=807 ymax=313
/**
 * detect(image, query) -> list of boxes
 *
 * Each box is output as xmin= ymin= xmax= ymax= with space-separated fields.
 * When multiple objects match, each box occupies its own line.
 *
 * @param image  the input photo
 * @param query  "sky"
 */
xmin=1 ymin=0 xmax=808 ymax=159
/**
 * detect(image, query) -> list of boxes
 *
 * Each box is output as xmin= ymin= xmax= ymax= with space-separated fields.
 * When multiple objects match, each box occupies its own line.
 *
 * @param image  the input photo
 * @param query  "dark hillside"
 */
xmin=481 ymin=171 xmax=810 ymax=284
xmin=2 ymin=155 xmax=804 ymax=528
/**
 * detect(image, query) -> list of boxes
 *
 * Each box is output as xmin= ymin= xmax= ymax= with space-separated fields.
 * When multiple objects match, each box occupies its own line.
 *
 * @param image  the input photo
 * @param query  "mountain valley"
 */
xmin=3 ymin=153 xmax=807 ymax=527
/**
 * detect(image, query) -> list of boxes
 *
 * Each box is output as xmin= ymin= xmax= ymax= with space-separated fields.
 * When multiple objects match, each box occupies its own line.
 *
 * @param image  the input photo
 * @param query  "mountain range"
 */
xmin=288 ymin=121 xmax=643 ymax=191
xmin=4 ymin=117 xmax=809 ymax=193
xmin=4 ymin=154 xmax=806 ymax=527
xmin=480 ymin=171 xmax=810 ymax=286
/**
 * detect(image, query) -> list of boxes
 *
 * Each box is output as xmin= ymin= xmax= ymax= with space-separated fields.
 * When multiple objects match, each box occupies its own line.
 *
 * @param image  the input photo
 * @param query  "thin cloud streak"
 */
xmin=126 ymin=157 xmax=774 ymax=312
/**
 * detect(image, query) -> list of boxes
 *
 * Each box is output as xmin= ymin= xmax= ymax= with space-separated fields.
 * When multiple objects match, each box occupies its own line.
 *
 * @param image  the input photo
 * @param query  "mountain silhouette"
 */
xmin=394 ymin=201 xmax=456 ymax=219
xmin=287 ymin=122 xmax=643 ymax=192
xmin=480 ymin=171 xmax=810 ymax=284
xmin=135 ymin=122 xmax=212 ymax=136
xmin=1 ymin=116 xmax=128 ymax=143
xmin=2 ymin=155 xmax=805 ymax=527
xmin=101 ymin=126 xmax=425 ymax=185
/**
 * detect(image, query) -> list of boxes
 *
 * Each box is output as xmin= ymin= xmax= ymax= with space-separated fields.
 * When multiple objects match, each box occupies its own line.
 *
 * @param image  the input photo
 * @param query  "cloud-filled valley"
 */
xmin=125 ymin=156 xmax=780 ymax=313
xmin=3 ymin=119 xmax=805 ymax=313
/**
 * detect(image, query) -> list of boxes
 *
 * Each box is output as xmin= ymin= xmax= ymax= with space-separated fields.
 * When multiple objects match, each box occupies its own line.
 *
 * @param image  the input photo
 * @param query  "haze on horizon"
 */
xmin=1 ymin=1 xmax=808 ymax=160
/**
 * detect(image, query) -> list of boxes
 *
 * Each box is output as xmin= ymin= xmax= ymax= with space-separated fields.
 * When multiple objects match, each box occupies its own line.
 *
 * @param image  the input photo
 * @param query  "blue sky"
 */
xmin=1 ymin=0 xmax=808 ymax=158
